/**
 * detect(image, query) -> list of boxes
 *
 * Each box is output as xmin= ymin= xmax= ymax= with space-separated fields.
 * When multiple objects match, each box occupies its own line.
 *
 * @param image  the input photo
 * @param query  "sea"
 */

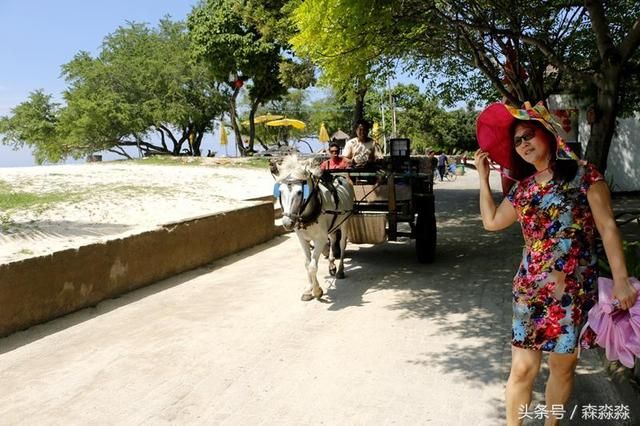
xmin=0 ymin=132 xmax=326 ymax=167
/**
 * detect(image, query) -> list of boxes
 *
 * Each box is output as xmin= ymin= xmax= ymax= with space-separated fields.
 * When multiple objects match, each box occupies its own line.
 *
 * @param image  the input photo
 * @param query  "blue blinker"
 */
xmin=302 ymin=181 xmax=311 ymax=201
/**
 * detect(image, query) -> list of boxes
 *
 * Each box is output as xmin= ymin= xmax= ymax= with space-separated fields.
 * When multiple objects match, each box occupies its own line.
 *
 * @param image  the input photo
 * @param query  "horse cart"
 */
xmin=328 ymin=139 xmax=437 ymax=263
xmin=271 ymin=140 xmax=436 ymax=301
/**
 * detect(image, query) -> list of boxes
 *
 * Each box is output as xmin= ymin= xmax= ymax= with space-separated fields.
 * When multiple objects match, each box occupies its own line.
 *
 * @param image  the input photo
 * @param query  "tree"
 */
xmin=0 ymin=91 xmax=64 ymax=163
xmin=290 ymin=0 xmax=395 ymax=131
xmin=378 ymin=84 xmax=477 ymax=154
xmin=188 ymin=0 xmax=315 ymax=155
xmin=291 ymin=0 xmax=640 ymax=172
xmin=1 ymin=19 xmax=228 ymax=162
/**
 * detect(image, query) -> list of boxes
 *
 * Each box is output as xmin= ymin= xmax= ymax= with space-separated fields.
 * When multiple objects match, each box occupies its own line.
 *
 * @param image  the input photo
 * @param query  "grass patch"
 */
xmin=0 ymin=191 xmax=72 ymax=211
xmin=107 ymin=184 xmax=169 ymax=196
xmin=134 ymin=156 xmax=203 ymax=166
xmin=239 ymin=157 xmax=270 ymax=169
xmin=132 ymin=155 xmax=270 ymax=169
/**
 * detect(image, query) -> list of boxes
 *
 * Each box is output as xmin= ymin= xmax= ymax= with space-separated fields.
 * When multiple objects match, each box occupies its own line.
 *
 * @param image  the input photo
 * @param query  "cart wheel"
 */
xmin=415 ymin=208 xmax=436 ymax=263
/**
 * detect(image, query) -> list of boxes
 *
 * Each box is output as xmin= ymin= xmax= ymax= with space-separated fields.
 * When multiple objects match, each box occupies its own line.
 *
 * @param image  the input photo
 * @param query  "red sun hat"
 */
xmin=476 ymin=103 xmax=518 ymax=170
xmin=476 ymin=101 xmax=579 ymax=170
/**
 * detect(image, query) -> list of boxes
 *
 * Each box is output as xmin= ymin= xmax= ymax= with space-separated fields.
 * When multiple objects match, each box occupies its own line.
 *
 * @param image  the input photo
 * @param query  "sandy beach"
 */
xmin=0 ymin=158 xmax=274 ymax=264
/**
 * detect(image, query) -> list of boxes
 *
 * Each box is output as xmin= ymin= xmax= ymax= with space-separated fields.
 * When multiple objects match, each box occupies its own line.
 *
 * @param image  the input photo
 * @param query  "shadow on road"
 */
xmin=324 ymin=187 xmax=522 ymax=388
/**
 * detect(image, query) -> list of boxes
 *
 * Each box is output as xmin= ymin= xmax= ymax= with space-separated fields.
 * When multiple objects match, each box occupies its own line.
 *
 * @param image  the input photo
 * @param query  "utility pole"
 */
xmin=380 ymin=99 xmax=387 ymax=154
xmin=387 ymin=76 xmax=397 ymax=138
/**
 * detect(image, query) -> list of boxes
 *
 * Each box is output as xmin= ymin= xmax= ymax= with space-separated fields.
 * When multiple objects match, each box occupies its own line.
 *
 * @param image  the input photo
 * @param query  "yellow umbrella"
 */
xmin=219 ymin=124 xmax=228 ymax=145
xmin=372 ymin=121 xmax=380 ymax=141
xmin=241 ymin=114 xmax=284 ymax=126
xmin=319 ymin=122 xmax=330 ymax=143
xmin=265 ymin=118 xmax=306 ymax=130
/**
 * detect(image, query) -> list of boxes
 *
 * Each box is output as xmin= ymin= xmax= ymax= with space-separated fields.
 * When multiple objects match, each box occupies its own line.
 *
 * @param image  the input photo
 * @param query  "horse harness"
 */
xmin=275 ymin=175 xmax=349 ymax=232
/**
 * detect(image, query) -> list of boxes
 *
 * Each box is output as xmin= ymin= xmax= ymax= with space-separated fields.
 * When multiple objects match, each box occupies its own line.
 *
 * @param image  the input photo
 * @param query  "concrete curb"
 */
xmin=0 ymin=201 xmax=275 ymax=337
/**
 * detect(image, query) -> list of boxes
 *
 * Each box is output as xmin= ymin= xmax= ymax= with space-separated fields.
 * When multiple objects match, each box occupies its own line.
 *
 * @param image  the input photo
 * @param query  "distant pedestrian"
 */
xmin=475 ymin=101 xmax=637 ymax=426
xmin=437 ymin=152 xmax=448 ymax=181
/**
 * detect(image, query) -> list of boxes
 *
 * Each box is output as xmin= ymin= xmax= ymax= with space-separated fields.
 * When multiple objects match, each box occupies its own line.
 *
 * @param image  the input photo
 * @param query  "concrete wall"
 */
xmin=0 ymin=201 xmax=275 ymax=337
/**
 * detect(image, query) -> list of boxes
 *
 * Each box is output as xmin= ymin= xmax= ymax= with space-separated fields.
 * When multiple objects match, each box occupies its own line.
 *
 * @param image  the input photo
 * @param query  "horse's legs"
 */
xmin=327 ymin=231 xmax=338 ymax=276
xmin=305 ymin=237 xmax=325 ymax=300
xmin=335 ymin=224 xmax=348 ymax=279
xmin=296 ymin=232 xmax=316 ymax=301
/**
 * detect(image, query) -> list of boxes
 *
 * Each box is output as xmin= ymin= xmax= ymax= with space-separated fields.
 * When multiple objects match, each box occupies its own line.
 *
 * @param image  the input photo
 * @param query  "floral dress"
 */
xmin=506 ymin=164 xmax=604 ymax=353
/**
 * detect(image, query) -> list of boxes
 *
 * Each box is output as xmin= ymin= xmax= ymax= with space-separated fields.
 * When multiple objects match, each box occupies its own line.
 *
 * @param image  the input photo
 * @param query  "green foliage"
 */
xmin=1 ymin=19 xmax=228 ymax=163
xmin=188 ymin=0 xmax=315 ymax=154
xmin=305 ymin=91 xmax=353 ymax=142
xmin=0 ymin=90 xmax=65 ymax=163
xmin=291 ymin=0 xmax=392 ymax=89
xmin=360 ymin=83 xmax=478 ymax=154
xmin=60 ymin=19 xmax=227 ymax=156
xmin=290 ymin=0 xmax=640 ymax=169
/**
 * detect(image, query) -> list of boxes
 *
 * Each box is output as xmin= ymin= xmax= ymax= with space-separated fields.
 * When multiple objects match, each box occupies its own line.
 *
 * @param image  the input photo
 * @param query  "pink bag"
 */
xmin=581 ymin=277 xmax=640 ymax=368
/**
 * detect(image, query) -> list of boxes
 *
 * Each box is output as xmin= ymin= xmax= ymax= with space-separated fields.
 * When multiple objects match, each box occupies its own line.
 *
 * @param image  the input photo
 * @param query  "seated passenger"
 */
xmin=343 ymin=119 xmax=381 ymax=167
xmin=321 ymin=142 xmax=349 ymax=170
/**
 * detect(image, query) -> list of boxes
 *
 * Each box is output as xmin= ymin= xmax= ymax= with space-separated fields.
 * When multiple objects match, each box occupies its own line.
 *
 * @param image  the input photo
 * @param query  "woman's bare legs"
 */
xmin=506 ymin=346 xmax=542 ymax=425
xmin=544 ymin=352 xmax=579 ymax=426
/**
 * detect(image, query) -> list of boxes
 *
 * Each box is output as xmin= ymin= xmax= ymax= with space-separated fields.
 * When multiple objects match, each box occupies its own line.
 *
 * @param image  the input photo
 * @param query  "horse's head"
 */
xmin=273 ymin=156 xmax=320 ymax=230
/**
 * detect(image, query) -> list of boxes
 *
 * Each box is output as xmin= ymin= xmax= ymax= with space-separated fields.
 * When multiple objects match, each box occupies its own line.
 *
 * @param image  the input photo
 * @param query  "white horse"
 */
xmin=273 ymin=156 xmax=355 ymax=301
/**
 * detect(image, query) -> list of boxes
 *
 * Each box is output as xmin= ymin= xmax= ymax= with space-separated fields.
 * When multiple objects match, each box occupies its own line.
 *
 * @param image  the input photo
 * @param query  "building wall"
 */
xmin=548 ymin=95 xmax=640 ymax=192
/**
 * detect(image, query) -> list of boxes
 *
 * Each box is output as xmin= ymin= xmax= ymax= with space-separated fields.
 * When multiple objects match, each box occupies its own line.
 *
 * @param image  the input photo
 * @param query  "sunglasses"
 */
xmin=513 ymin=129 xmax=536 ymax=148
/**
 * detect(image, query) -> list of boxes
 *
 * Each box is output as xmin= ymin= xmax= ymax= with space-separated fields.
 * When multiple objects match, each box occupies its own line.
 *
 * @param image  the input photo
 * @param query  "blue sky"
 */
xmin=0 ymin=0 xmax=197 ymax=166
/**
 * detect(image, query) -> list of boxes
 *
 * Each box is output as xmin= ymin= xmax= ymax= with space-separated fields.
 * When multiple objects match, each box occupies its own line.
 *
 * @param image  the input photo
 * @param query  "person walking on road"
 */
xmin=437 ymin=152 xmax=448 ymax=181
xmin=475 ymin=101 xmax=637 ymax=426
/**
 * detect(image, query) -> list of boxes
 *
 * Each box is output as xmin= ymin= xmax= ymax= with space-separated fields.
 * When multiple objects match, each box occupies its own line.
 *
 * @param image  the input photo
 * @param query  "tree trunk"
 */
xmin=192 ymin=129 xmax=204 ymax=157
xmin=247 ymin=101 xmax=259 ymax=154
xmin=351 ymin=86 xmax=367 ymax=133
xmin=585 ymin=68 xmax=621 ymax=174
xmin=229 ymin=86 xmax=246 ymax=156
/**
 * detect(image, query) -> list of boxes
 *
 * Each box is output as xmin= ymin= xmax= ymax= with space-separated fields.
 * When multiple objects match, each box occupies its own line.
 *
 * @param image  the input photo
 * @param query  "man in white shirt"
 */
xmin=343 ymin=119 xmax=380 ymax=167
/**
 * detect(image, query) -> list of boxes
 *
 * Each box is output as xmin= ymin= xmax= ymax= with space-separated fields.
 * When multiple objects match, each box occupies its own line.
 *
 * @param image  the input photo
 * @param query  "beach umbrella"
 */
xmin=241 ymin=114 xmax=284 ymax=126
xmin=372 ymin=121 xmax=380 ymax=140
xmin=220 ymin=124 xmax=228 ymax=145
xmin=266 ymin=118 xmax=306 ymax=130
xmin=319 ymin=122 xmax=330 ymax=143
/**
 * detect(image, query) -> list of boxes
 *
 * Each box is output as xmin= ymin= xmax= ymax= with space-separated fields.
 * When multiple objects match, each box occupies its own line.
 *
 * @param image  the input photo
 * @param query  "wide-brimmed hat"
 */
xmin=476 ymin=101 xmax=578 ymax=170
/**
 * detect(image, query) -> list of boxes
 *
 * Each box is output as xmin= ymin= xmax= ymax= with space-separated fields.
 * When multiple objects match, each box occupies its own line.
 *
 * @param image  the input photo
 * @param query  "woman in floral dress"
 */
xmin=474 ymin=102 xmax=637 ymax=426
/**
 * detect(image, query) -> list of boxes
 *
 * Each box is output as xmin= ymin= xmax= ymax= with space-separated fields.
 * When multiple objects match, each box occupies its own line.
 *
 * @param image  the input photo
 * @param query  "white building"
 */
xmin=549 ymin=95 xmax=639 ymax=192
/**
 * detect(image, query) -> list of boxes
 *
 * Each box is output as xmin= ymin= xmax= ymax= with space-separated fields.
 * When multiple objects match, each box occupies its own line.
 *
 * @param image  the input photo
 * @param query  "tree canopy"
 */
xmin=188 ymin=0 xmax=315 ymax=155
xmin=1 ymin=19 xmax=228 ymax=162
xmin=291 ymin=0 xmax=640 ymax=171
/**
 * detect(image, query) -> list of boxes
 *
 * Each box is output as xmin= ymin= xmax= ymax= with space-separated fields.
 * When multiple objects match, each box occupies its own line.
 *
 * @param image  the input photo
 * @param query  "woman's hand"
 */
xmin=474 ymin=149 xmax=491 ymax=181
xmin=612 ymin=278 xmax=638 ymax=311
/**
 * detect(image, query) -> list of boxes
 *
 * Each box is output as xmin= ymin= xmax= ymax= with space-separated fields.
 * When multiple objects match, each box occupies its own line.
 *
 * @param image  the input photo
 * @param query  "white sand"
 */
xmin=0 ymin=158 xmax=274 ymax=264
